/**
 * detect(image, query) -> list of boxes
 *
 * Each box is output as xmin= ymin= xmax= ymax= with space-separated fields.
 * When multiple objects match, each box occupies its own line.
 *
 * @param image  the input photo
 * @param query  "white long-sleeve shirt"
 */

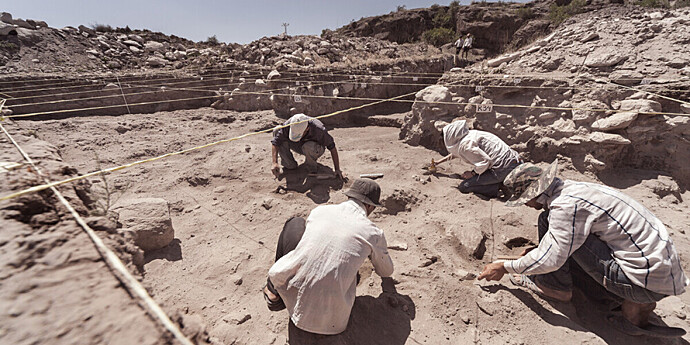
xmin=504 ymin=180 xmax=689 ymax=296
xmin=451 ymin=130 xmax=521 ymax=175
xmin=268 ymin=199 xmax=394 ymax=335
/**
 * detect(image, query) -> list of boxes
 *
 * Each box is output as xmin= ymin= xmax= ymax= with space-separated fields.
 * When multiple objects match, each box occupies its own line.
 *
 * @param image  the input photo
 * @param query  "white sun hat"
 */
xmin=288 ymin=114 xmax=311 ymax=142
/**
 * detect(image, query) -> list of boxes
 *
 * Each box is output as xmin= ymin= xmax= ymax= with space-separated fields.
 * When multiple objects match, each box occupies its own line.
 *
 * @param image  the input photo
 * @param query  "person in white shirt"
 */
xmin=263 ymin=178 xmax=394 ymax=335
xmin=433 ymin=120 xmax=522 ymax=199
xmin=461 ymin=33 xmax=473 ymax=60
xmin=454 ymin=36 xmax=465 ymax=65
xmin=478 ymin=160 xmax=689 ymax=336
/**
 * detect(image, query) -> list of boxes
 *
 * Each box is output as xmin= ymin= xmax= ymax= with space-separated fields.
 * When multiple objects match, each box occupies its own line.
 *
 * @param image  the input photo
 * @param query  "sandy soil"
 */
xmin=15 ymin=107 xmax=690 ymax=344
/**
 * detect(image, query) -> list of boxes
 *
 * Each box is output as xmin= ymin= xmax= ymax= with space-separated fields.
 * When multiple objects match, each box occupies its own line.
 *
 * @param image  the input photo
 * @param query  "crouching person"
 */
xmin=478 ymin=160 xmax=689 ymax=336
xmin=263 ymin=178 xmax=394 ymax=335
xmin=433 ymin=120 xmax=521 ymax=199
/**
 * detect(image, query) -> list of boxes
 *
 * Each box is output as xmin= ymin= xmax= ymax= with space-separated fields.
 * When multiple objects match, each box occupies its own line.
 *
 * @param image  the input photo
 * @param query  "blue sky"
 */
xmin=3 ymin=0 xmax=522 ymax=44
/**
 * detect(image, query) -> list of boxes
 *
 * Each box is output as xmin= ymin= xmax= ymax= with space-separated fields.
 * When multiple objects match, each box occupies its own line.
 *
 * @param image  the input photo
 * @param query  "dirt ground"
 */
xmin=13 ymin=107 xmax=690 ymax=344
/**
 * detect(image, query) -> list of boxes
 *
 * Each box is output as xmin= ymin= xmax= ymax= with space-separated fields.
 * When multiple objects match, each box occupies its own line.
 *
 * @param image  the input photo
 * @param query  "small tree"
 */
xmin=397 ymin=5 xmax=407 ymax=11
xmin=205 ymin=35 xmax=219 ymax=44
xmin=422 ymin=27 xmax=456 ymax=47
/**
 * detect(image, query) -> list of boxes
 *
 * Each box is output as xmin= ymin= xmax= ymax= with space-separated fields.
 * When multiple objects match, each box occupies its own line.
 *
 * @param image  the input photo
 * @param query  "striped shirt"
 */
xmin=504 ymin=179 xmax=688 ymax=296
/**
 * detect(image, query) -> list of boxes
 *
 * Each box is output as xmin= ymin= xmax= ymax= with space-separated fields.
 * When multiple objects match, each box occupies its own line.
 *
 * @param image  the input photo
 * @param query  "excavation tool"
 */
xmin=422 ymin=158 xmax=439 ymax=175
xmin=359 ymin=173 xmax=384 ymax=180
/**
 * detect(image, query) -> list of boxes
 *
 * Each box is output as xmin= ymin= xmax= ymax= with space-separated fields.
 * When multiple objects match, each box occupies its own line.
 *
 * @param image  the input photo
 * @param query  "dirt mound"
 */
xmin=0 ymin=130 xmax=177 ymax=344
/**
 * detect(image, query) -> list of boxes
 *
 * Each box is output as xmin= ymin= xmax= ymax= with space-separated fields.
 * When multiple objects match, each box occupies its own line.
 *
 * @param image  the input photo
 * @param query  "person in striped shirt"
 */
xmin=478 ymin=160 xmax=688 ymax=335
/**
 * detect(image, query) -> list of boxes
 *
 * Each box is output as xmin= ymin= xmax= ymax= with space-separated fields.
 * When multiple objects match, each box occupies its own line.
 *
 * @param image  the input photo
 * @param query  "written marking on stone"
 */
xmin=476 ymin=104 xmax=493 ymax=113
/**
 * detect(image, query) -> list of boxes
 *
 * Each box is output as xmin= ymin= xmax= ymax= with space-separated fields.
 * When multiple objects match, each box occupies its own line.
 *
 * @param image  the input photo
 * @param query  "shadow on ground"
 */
xmin=279 ymin=163 xmax=345 ymax=204
xmin=481 ymin=280 xmax=689 ymax=345
xmin=144 ymin=238 xmax=183 ymax=265
xmin=287 ymin=278 xmax=415 ymax=345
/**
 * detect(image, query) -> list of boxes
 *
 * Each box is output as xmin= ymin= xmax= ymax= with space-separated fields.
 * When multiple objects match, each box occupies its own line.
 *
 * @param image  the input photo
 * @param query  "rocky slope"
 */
xmin=0 ymin=11 xmax=443 ymax=76
xmin=400 ymin=6 xmax=690 ymax=187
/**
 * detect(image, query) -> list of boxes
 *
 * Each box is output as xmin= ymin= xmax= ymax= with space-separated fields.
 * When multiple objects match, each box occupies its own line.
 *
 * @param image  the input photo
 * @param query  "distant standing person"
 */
xmin=462 ymin=33 xmax=473 ymax=61
xmin=453 ymin=35 xmax=465 ymax=65
xmin=431 ymin=120 xmax=521 ymax=199
xmin=270 ymin=113 xmax=345 ymax=179
xmin=263 ymin=179 xmax=394 ymax=336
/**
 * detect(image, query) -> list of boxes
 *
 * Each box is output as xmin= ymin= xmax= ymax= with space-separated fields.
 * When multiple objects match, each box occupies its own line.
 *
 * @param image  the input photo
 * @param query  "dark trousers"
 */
xmin=265 ymin=217 xmax=307 ymax=311
xmin=533 ymin=211 xmax=666 ymax=304
xmin=458 ymin=160 xmax=520 ymax=198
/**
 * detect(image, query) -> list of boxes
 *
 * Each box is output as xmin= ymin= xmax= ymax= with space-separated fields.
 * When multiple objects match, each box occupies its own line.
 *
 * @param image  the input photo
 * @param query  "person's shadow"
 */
xmin=481 ymin=276 xmax=690 ymax=345
xmin=287 ymin=277 xmax=416 ymax=345
xmin=279 ymin=163 xmax=345 ymax=204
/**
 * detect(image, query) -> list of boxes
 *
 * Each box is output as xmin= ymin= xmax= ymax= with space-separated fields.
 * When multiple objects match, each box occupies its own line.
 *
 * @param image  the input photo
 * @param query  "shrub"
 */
xmin=432 ymin=8 xmax=454 ymax=28
xmin=205 ymin=35 xmax=219 ymax=44
xmin=548 ymin=0 xmax=586 ymax=25
xmin=91 ymin=23 xmax=113 ymax=32
xmin=422 ymin=27 xmax=456 ymax=46
xmin=517 ymin=7 xmax=536 ymax=20
xmin=397 ymin=5 xmax=407 ymax=11
xmin=673 ymin=0 xmax=690 ymax=7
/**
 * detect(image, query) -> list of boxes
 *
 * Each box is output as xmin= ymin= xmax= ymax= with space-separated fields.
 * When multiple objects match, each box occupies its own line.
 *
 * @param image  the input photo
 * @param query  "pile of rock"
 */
xmin=479 ymin=7 xmax=690 ymax=80
xmin=231 ymin=34 xmax=438 ymax=69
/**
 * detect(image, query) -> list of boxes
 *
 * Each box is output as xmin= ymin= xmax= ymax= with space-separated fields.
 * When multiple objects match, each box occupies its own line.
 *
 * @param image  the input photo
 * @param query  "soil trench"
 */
xmin=11 ymin=107 xmax=689 ymax=345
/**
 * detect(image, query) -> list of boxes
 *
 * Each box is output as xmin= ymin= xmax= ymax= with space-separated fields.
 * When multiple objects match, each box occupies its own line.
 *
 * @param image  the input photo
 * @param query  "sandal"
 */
xmin=263 ymin=284 xmax=286 ymax=312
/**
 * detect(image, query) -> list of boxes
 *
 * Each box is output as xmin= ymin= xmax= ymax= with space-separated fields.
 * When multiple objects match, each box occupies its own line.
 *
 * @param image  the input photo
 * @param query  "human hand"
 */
xmin=461 ymin=171 xmax=475 ymax=179
xmin=477 ymin=261 xmax=508 ymax=281
xmin=335 ymin=169 xmax=347 ymax=181
xmin=271 ymin=163 xmax=281 ymax=178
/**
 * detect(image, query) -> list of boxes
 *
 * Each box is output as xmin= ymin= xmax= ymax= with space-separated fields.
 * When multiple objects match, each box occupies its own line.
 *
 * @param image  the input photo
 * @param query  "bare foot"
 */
xmin=510 ymin=274 xmax=572 ymax=302
xmin=263 ymin=286 xmax=279 ymax=302
xmin=621 ymin=300 xmax=656 ymax=327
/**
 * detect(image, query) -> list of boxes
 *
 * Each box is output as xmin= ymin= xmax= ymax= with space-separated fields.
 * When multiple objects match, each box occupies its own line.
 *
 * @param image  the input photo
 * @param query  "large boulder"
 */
xmin=619 ymin=99 xmax=662 ymax=113
xmin=144 ymin=41 xmax=166 ymax=53
xmin=114 ymin=198 xmax=174 ymax=252
xmin=399 ymin=85 xmax=456 ymax=150
xmin=146 ymin=56 xmax=168 ymax=67
xmin=591 ymin=112 xmax=638 ymax=131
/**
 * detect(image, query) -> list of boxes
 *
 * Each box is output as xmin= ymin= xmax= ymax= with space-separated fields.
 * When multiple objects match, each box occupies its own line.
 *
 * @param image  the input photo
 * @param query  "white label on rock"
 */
xmin=475 ymin=85 xmax=485 ymax=92
xmin=413 ymin=76 xmax=419 ymax=81
xmin=294 ymin=95 xmax=302 ymax=103
xmin=476 ymin=104 xmax=493 ymax=113
xmin=640 ymin=79 xmax=653 ymax=85
xmin=513 ymin=78 xmax=521 ymax=84
xmin=296 ymin=81 xmax=301 ymax=85
xmin=361 ymin=83 xmax=367 ymax=88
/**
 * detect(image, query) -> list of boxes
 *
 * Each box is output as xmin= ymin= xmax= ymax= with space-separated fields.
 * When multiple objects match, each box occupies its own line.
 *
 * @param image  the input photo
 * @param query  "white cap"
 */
xmin=288 ymin=114 xmax=310 ymax=142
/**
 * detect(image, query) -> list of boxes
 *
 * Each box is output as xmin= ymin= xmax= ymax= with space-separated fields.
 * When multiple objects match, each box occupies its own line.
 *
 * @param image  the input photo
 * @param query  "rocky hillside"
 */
xmin=400 ymin=5 xmax=690 ymax=187
xmin=336 ymin=0 xmax=561 ymax=56
xmin=0 ymin=11 xmax=443 ymax=75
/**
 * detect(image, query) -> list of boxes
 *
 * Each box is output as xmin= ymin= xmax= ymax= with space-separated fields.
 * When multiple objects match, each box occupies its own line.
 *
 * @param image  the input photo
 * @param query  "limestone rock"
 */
xmin=446 ymin=220 xmax=488 ymax=259
xmin=549 ymin=118 xmax=577 ymax=135
xmin=680 ymin=103 xmax=689 ymax=114
xmin=585 ymin=51 xmax=626 ymax=67
xmin=619 ymin=99 xmax=662 ymax=113
xmin=267 ymin=70 xmax=281 ymax=80
xmin=416 ymin=85 xmax=451 ymax=103
xmin=146 ymin=56 xmax=167 ymax=67
xmin=589 ymin=132 xmax=631 ymax=145
xmin=591 ymin=112 xmax=638 ymax=131
xmin=144 ymin=41 xmax=166 ymax=53
xmin=114 ymin=198 xmax=174 ymax=251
